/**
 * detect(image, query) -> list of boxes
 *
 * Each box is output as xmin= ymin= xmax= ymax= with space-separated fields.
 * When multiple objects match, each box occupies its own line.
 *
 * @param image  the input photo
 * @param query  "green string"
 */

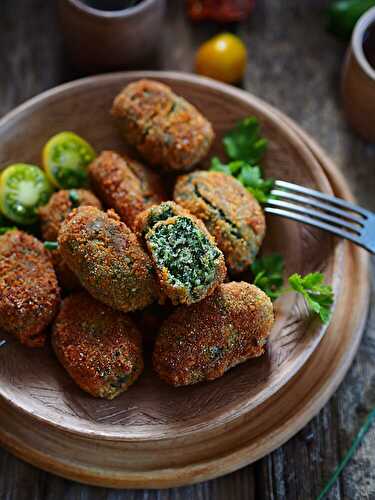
xmin=316 ymin=405 xmax=375 ymax=499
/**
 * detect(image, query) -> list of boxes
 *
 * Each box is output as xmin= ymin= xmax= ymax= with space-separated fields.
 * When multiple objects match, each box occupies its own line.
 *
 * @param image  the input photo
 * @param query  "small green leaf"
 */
xmin=210 ymin=159 xmax=274 ymax=204
xmin=251 ymin=254 xmax=285 ymax=301
xmin=251 ymin=257 xmax=334 ymax=324
xmin=210 ymin=157 xmax=231 ymax=175
xmin=288 ymin=272 xmax=334 ymax=324
xmin=223 ymin=116 xmax=268 ymax=164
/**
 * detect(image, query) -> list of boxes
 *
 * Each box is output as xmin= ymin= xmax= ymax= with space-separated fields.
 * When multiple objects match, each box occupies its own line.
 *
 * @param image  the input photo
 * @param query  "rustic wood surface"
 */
xmin=0 ymin=1 xmax=374 ymax=499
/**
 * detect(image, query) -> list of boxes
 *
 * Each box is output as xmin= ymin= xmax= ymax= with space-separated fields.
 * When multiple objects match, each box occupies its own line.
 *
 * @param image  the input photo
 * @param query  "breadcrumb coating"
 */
xmin=0 ymin=230 xmax=60 ymax=347
xmin=58 ymin=206 xmax=157 ymax=312
xmin=111 ymin=79 xmax=214 ymax=172
xmin=53 ymin=292 xmax=143 ymax=399
xmin=153 ymin=282 xmax=274 ymax=386
xmin=89 ymin=150 xmax=165 ymax=230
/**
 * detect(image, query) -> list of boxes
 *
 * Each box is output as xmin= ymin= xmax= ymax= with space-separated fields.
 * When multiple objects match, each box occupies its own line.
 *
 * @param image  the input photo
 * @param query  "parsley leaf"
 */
xmin=251 ymin=254 xmax=334 ymax=323
xmin=210 ymin=157 xmax=274 ymax=203
xmin=288 ymin=272 xmax=334 ymax=324
xmin=210 ymin=117 xmax=274 ymax=203
xmin=251 ymin=254 xmax=284 ymax=301
xmin=223 ymin=116 xmax=268 ymax=164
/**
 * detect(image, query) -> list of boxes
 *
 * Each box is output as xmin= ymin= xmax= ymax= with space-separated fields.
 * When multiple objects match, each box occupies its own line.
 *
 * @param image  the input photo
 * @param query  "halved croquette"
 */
xmin=174 ymin=171 xmax=266 ymax=273
xmin=111 ymin=79 xmax=214 ymax=172
xmin=0 ymin=230 xmax=60 ymax=347
xmin=134 ymin=200 xmax=190 ymax=236
xmin=153 ymin=282 xmax=274 ymax=386
xmin=58 ymin=206 xmax=157 ymax=312
xmin=138 ymin=202 xmax=226 ymax=305
xmin=53 ymin=292 xmax=143 ymax=399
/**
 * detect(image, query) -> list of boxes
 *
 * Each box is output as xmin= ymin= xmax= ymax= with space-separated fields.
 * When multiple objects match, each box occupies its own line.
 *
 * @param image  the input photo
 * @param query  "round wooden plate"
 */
xmin=0 ymin=72 xmax=369 ymax=488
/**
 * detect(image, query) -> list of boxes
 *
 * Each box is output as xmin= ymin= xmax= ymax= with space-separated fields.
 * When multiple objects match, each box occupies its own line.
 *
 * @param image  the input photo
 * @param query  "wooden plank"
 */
xmin=0 ymin=0 xmax=73 ymax=117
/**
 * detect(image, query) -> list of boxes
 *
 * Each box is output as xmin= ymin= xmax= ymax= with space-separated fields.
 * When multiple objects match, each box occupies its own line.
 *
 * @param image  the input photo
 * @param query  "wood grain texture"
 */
xmin=0 ymin=0 xmax=375 ymax=499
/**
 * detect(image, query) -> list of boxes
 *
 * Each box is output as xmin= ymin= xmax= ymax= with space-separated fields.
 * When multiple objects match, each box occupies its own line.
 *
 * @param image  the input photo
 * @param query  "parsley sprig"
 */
xmin=223 ymin=116 xmax=268 ymax=164
xmin=210 ymin=158 xmax=274 ymax=203
xmin=209 ymin=116 xmax=274 ymax=203
xmin=251 ymin=254 xmax=284 ymax=301
xmin=288 ymin=272 xmax=334 ymax=324
xmin=251 ymin=254 xmax=334 ymax=324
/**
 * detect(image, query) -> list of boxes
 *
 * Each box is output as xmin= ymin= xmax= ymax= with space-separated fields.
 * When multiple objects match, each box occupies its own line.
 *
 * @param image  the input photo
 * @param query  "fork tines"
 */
xmin=265 ymin=180 xmax=369 ymax=246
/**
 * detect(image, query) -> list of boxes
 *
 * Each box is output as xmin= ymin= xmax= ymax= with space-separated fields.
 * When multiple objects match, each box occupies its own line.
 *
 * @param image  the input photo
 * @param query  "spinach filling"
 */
xmin=147 ymin=216 xmax=221 ymax=298
xmin=145 ymin=203 xmax=175 ymax=234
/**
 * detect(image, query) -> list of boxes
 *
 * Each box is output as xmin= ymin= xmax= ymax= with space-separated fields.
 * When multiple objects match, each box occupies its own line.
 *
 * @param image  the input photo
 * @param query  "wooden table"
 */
xmin=1 ymin=1 xmax=375 ymax=499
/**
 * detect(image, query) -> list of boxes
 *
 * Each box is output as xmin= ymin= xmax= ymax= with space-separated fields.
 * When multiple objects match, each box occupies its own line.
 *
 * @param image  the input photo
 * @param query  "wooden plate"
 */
xmin=0 ymin=72 xmax=369 ymax=488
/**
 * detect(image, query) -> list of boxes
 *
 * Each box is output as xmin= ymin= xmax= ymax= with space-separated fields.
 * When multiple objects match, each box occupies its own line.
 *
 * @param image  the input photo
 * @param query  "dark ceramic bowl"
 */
xmin=58 ymin=0 xmax=166 ymax=71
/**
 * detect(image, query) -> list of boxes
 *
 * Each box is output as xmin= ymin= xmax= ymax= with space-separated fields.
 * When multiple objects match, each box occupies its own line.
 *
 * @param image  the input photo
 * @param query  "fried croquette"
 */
xmin=0 ymin=230 xmax=60 ymax=347
xmin=58 ymin=206 xmax=157 ymax=312
xmin=153 ymin=282 xmax=274 ymax=386
xmin=53 ymin=292 xmax=143 ymax=399
xmin=39 ymin=189 xmax=102 ymax=290
xmin=88 ymin=150 xmax=165 ymax=230
xmin=137 ymin=201 xmax=226 ymax=305
xmin=111 ymin=79 xmax=214 ymax=172
xmin=174 ymin=171 xmax=266 ymax=273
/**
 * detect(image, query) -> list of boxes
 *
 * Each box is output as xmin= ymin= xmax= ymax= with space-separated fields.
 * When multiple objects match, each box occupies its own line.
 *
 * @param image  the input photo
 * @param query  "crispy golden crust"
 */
xmin=39 ymin=189 xmax=101 ymax=291
xmin=153 ymin=282 xmax=274 ymax=386
xmin=58 ymin=206 xmax=157 ymax=312
xmin=111 ymin=79 xmax=214 ymax=172
xmin=0 ymin=230 xmax=60 ymax=347
xmin=174 ymin=171 xmax=266 ymax=273
xmin=53 ymin=292 xmax=143 ymax=399
xmin=88 ymin=150 xmax=165 ymax=230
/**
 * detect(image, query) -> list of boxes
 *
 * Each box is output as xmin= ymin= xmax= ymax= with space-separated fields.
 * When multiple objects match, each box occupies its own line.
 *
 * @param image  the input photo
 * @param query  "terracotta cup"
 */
xmin=58 ymin=0 xmax=166 ymax=72
xmin=342 ymin=6 xmax=375 ymax=142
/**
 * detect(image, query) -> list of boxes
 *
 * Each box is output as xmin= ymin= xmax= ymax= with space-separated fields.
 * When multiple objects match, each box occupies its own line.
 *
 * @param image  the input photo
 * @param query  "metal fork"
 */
xmin=264 ymin=180 xmax=375 ymax=254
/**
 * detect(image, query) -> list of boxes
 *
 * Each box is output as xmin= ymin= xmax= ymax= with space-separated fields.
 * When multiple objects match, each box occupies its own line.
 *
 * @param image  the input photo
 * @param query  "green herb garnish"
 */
xmin=223 ymin=116 xmax=268 ymax=164
xmin=251 ymin=254 xmax=284 ymax=301
xmin=288 ymin=272 xmax=334 ymax=324
xmin=210 ymin=117 xmax=274 ymax=203
xmin=251 ymin=253 xmax=334 ymax=324
xmin=317 ymin=404 xmax=375 ymax=499
xmin=211 ymin=158 xmax=274 ymax=203
xmin=44 ymin=241 xmax=59 ymax=250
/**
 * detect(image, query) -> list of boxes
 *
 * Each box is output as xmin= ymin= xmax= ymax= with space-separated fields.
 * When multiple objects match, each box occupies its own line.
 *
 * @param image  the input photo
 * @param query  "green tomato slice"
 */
xmin=0 ymin=163 xmax=53 ymax=225
xmin=43 ymin=131 xmax=96 ymax=189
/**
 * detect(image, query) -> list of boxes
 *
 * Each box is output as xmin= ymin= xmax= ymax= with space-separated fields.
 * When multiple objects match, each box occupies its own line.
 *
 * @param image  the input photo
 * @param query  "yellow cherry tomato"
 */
xmin=195 ymin=33 xmax=247 ymax=84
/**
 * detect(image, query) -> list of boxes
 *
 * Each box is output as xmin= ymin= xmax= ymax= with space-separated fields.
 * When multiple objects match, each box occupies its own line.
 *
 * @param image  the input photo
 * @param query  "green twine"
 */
xmin=317 ymin=405 xmax=375 ymax=499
